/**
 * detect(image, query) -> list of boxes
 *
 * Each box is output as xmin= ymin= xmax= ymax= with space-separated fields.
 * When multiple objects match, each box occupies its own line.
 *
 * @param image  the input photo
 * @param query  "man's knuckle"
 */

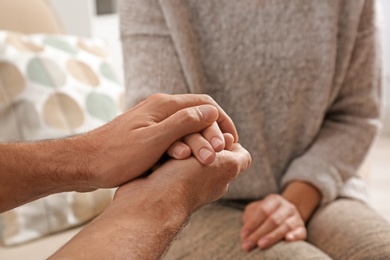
xmin=229 ymin=159 xmax=240 ymax=175
xmin=201 ymin=94 xmax=215 ymax=103
xmin=169 ymin=96 xmax=181 ymax=108
xmin=149 ymin=93 xmax=166 ymax=101
xmin=180 ymin=110 xmax=199 ymax=125
xmin=150 ymin=93 xmax=173 ymax=107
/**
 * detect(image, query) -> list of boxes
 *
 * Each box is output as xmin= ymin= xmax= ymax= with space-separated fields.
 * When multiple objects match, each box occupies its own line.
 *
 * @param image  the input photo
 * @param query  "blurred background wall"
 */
xmin=379 ymin=0 xmax=390 ymax=135
xmin=48 ymin=0 xmax=390 ymax=135
xmin=48 ymin=0 xmax=123 ymax=81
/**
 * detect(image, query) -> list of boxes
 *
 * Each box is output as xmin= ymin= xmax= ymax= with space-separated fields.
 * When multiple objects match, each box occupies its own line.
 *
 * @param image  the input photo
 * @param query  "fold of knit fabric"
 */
xmin=120 ymin=0 xmax=381 ymax=204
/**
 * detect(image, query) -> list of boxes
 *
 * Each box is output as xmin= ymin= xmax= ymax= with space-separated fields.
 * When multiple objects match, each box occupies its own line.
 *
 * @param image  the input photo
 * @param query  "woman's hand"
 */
xmin=76 ymin=93 xmax=238 ymax=190
xmin=240 ymin=194 xmax=306 ymax=251
xmin=166 ymin=122 xmax=235 ymax=165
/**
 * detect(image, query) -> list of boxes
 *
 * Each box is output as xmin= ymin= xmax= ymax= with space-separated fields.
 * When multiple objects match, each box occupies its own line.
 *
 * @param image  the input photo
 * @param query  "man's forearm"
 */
xmin=50 ymin=188 xmax=189 ymax=259
xmin=0 ymin=139 xmax=90 ymax=213
xmin=50 ymin=144 xmax=250 ymax=259
xmin=0 ymin=94 xmax=242 ymax=213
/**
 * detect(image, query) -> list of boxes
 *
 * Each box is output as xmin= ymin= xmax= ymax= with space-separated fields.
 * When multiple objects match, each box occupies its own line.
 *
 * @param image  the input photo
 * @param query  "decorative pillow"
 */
xmin=0 ymin=31 xmax=124 ymax=246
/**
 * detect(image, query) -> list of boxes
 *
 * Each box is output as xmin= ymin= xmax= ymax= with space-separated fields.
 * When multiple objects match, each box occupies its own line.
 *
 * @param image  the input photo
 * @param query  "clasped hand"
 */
xmin=74 ymin=94 xmax=250 ymax=206
xmin=241 ymin=194 xmax=307 ymax=251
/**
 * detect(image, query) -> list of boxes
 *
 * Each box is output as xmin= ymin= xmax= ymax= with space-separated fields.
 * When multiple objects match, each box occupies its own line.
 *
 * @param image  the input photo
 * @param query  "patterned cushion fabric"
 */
xmin=0 ymin=31 xmax=124 ymax=246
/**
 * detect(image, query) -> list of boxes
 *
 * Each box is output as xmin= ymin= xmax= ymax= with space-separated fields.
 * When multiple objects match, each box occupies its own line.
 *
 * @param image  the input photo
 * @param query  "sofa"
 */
xmin=0 ymin=1 xmax=117 ymax=259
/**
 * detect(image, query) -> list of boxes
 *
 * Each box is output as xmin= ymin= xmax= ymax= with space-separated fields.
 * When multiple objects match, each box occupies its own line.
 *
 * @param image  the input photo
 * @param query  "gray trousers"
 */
xmin=163 ymin=199 xmax=390 ymax=260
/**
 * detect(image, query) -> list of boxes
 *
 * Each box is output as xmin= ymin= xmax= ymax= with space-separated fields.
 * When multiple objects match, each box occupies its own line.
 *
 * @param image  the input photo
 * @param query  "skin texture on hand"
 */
xmin=167 ymin=128 xmax=235 ymax=164
xmin=50 ymin=143 xmax=252 ymax=260
xmin=0 ymin=93 xmax=238 ymax=212
xmin=240 ymin=181 xmax=322 ymax=251
xmin=81 ymin=93 xmax=238 ymax=189
xmin=240 ymin=194 xmax=306 ymax=251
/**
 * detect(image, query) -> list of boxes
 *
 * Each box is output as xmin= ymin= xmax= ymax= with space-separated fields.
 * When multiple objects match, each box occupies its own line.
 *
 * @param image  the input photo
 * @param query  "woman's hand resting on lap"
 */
xmin=240 ymin=194 xmax=306 ymax=251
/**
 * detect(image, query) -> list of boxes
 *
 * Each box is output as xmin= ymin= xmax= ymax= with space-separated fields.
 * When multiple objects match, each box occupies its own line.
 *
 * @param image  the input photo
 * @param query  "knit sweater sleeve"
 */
xmin=119 ymin=0 xmax=189 ymax=108
xmin=281 ymin=0 xmax=381 ymax=204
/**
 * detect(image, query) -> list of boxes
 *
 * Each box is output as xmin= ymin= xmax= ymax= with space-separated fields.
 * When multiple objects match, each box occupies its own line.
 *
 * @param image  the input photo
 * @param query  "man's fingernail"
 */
xmin=242 ymin=241 xmax=255 ymax=251
xmin=199 ymin=148 xmax=213 ymax=161
xmin=211 ymin=137 xmax=223 ymax=150
xmin=173 ymin=145 xmax=186 ymax=157
xmin=258 ymin=238 xmax=268 ymax=249
xmin=197 ymin=106 xmax=217 ymax=122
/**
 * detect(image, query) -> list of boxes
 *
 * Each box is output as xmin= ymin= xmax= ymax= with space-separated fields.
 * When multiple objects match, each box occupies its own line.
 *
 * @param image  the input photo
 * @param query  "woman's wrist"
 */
xmin=281 ymin=181 xmax=322 ymax=222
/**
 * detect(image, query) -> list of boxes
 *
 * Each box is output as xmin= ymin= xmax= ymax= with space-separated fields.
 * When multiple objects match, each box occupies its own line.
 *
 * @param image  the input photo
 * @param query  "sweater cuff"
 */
xmin=281 ymin=155 xmax=344 ymax=205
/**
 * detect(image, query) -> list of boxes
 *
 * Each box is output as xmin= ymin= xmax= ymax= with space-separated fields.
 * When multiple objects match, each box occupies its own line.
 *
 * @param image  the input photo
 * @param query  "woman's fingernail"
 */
xmin=242 ymin=241 xmax=255 ymax=251
xmin=173 ymin=145 xmax=186 ymax=157
xmin=198 ymin=106 xmax=217 ymax=122
xmin=286 ymin=233 xmax=295 ymax=240
xmin=258 ymin=238 xmax=268 ymax=249
xmin=211 ymin=137 xmax=223 ymax=150
xmin=199 ymin=148 xmax=213 ymax=161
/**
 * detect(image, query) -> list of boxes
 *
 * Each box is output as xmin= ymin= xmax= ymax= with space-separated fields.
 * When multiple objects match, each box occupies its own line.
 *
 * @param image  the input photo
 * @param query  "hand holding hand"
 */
xmin=72 ymin=93 xmax=238 ymax=190
xmin=166 ymin=122 xmax=235 ymax=164
xmin=114 ymin=143 xmax=251 ymax=215
xmin=241 ymin=194 xmax=306 ymax=251
xmin=51 ymin=143 xmax=251 ymax=260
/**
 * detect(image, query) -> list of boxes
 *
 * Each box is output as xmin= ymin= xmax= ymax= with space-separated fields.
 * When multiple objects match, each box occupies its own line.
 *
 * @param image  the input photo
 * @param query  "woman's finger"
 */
xmin=243 ymin=203 xmax=293 ymax=250
xmin=166 ymin=141 xmax=192 ymax=159
xmin=201 ymin=122 xmax=225 ymax=152
xmin=223 ymin=133 xmax=234 ymax=151
xmin=184 ymin=133 xmax=216 ymax=165
xmin=167 ymin=129 xmax=235 ymax=161
xmin=285 ymin=226 xmax=307 ymax=242
xmin=258 ymin=215 xmax=305 ymax=249
xmin=241 ymin=198 xmax=280 ymax=243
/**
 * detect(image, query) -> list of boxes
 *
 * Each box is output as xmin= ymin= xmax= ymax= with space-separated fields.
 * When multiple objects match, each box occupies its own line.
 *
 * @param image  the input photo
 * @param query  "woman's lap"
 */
xmin=164 ymin=199 xmax=390 ymax=260
xmin=163 ymin=203 xmax=331 ymax=260
xmin=307 ymin=199 xmax=390 ymax=260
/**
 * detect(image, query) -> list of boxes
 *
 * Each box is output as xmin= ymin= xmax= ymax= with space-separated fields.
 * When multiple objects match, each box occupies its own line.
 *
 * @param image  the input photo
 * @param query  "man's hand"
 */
xmin=115 ymin=143 xmax=251 ymax=212
xmin=0 ymin=93 xmax=238 ymax=212
xmin=50 ymin=143 xmax=251 ymax=260
xmin=73 ymin=93 xmax=238 ymax=189
xmin=240 ymin=194 xmax=306 ymax=251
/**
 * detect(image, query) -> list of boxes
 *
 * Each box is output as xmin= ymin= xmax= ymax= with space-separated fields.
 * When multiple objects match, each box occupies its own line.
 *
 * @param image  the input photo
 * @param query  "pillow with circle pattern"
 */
xmin=0 ymin=31 xmax=124 ymax=246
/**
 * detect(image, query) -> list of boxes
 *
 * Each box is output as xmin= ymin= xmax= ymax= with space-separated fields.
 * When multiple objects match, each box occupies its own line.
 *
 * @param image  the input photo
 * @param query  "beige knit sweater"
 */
xmin=120 ymin=0 xmax=381 ymax=204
